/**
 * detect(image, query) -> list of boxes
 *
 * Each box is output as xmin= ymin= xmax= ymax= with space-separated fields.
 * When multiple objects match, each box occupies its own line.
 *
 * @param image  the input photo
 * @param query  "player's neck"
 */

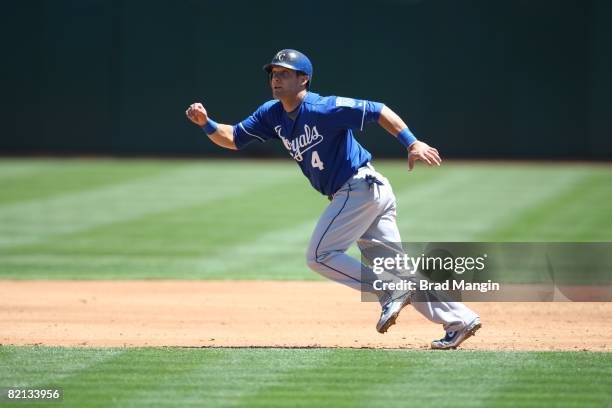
xmin=279 ymin=90 xmax=307 ymax=113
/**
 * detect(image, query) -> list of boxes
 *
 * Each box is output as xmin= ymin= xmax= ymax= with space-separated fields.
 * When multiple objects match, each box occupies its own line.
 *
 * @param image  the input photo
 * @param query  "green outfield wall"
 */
xmin=1 ymin=0 xmax=610 ymax=158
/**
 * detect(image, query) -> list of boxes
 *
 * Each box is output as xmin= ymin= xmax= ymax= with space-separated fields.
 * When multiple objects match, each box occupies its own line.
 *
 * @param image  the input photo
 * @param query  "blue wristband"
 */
xmin=397 ymin=128 xmax=417 ymax=148
xmin=202 ymin=118 xmax=218 ymax=135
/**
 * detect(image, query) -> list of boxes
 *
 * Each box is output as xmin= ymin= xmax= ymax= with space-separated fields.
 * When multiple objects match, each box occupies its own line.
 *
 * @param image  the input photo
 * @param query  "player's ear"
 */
xmin=299 ymin=74 xmax=309 ymax=88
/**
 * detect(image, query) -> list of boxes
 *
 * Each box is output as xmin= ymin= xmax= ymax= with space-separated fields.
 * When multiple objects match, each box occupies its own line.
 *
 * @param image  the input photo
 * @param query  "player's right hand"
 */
xmin=185 ymin=102 xmax=208 ymax=126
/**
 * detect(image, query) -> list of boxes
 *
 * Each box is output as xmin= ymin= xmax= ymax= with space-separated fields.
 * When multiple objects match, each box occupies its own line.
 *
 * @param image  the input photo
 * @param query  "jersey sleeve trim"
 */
xmin=239 ymin=123 xmax=265 ymax=142
xmin=360 ymin=99 xmax=367 ymax=131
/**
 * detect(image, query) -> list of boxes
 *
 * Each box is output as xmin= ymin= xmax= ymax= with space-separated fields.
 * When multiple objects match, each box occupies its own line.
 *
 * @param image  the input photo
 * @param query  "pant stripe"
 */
xmin=314 ymin=183 xmax=362 ymax=284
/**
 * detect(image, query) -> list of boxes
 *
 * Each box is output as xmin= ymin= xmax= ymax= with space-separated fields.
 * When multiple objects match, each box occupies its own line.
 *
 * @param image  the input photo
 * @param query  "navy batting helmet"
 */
xmin=263 ymin=49 xmax=313 ymax=84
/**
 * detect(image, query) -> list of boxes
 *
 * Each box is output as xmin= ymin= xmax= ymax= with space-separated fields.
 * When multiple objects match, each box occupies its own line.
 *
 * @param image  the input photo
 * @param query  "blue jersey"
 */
xmin=233 ymin=92 xmax=384 ymax=196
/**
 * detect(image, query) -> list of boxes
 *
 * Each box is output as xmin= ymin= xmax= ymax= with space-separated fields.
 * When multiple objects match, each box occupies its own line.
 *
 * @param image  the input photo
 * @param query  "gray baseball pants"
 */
xmin=306 ymin=163 xmax=479 ymax=332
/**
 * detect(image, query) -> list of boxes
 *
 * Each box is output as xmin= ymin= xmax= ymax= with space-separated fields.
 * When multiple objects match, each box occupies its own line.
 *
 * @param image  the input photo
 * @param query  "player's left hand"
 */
xmin=407 ymin=141 xmax=442 ymax=171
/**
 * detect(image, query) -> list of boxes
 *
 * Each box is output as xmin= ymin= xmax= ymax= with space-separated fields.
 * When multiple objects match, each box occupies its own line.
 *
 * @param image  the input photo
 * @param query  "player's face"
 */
xmin=270 ymin=66 xmax=307 ymax=99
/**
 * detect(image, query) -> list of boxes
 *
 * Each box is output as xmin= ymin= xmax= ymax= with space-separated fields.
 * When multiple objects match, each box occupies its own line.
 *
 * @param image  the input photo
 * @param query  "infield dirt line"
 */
xmin=1 ymin=280 xmax=610 ymax=351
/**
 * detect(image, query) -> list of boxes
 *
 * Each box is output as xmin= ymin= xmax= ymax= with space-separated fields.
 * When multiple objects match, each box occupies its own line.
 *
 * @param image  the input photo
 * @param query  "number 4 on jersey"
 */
xmin=311 ymin=151 xmax=325 ymax=170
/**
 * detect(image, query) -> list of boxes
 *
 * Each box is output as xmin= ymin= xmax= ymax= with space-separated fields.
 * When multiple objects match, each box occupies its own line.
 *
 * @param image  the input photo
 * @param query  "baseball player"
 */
xmin=186 ymin=49 xmax=481 ymax=349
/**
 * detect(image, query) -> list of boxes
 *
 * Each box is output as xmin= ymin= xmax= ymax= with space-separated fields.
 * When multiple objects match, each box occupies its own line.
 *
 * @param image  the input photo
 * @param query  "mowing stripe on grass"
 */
xmin=483 ymin=172 xmax=612 ymax=241
xmin=479 ymin=352 xmax=612 ymax=407
xmin=238 ymin=351 xmax=529 ymax=407
xmin=0 ymin=347 xmax=126 ymax=388
xmin=0 ymin=165 xmax=295 ymax=248
xmin=50 ymin=348 xmax=228 ymax=407
xmin=238 ymin=348 xmax=405 ymax=408
xmin=117 ymin=349 xmax=330 ymax=408
xmin=0 ymin=160 xmax=185 ymax=206
xmin=353 ymin=352 xmax=534 ymax=408
xmin=394 ymin=166 xmax=591 ymax=241
xmin=0 ymin=348 xmax=339 ymax=408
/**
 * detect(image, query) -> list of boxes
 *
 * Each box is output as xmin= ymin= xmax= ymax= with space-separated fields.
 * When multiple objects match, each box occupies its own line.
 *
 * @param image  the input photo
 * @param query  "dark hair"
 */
xmin=297 ymin=71 xmax=310 ymax=90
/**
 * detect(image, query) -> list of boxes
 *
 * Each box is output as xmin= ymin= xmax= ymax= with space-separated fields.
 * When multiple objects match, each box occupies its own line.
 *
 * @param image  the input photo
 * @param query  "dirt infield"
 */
xmin=1 ymin=281 xmax=610 ymax=351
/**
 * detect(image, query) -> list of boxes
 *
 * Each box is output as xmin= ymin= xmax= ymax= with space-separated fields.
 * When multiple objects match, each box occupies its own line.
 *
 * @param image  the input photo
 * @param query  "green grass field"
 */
xmin=1 ymin=159 xmax=611 ymax=407
xmin=1 ymin=347 xmax=611 ymax=408
xmin=1 ymin=159 xmax=611 ymax=280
